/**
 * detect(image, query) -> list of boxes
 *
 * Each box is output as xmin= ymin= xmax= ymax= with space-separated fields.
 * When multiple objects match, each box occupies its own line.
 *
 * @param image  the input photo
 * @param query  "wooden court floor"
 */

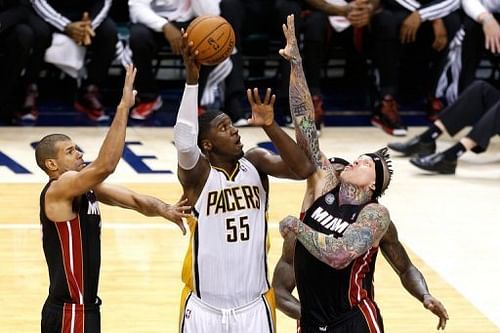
xmin=1 ymin=127 xmax=499 ymax=332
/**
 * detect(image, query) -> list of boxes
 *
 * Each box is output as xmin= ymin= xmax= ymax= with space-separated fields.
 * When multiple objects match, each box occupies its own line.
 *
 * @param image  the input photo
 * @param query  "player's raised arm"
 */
xmin=48 ymin=65 xmax=137 ymax=200
xmin=244 ymin=87 xmax=315 ymax=179
xmin=174 ymin=32 xmax=210 ymax=199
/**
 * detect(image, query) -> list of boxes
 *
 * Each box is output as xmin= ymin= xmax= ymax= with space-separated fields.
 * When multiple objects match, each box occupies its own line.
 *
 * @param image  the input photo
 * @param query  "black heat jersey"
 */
xmin=295 ymin=185 xmax=382 ymax=331
xmin=40 ymin=181 xmax=102 ymax=306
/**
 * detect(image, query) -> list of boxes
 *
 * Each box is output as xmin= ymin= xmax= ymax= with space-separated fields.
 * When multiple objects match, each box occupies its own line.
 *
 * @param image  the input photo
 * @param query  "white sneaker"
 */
xmin=233 ymin=118 xmax=249 ymax=127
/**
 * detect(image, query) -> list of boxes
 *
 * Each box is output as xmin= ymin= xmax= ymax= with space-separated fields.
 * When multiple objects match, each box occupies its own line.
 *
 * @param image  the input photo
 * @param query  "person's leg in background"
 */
xmin=75 ymin=17 xmax=118 ymax=121
xmin=275 ymin=0 xmax=303 ymax=126
xmin=302 ymin=9 xmax=329 ymax=132
xmin=370 ymin=9 xmax=408 ymax=136
xmin=0 ymin=23 xmax=34 ymax=124
xmin=18 ymin=11 xmax=53 ymax=123
xmin=128 ymin=23 xmax=164 ymax=120
xmin=218 ymin=0 xmax=247 ymax=125
xmin=425 ymin=10 xmax=462 ymax=120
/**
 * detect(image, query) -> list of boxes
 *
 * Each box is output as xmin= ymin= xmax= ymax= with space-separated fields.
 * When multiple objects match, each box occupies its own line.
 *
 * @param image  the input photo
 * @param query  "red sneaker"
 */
xmin=15 ymin=84 xmax=39 ymax=124
xmin=130 ymin=96 xmax=163 ymax=120
xmin=427 ymin=96 xmax=443 ymax=122
xmin=74 ymin=85 xmax=109 ymax=122
xmin=371 ymin=96 xmax=407 ymax=136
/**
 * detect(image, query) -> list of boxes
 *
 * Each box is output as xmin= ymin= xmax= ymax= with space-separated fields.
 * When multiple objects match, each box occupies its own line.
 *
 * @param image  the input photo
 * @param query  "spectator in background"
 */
xmin=275 ymin=0 xmax=377 ymax=132
xmin=388 ymin=81 xmax=500 ymax=175
xmin=128 ymin=0 xmax=196 ymax=121
xmin=370 ymin=0 xmax=461 ymax=136
xmin=31 ymin=0 xmax=117 ymax=122
xmin=436 ymin=0 xmax=500 ymax=105
xmin=0 ymin=0 xmax=49 ymax=125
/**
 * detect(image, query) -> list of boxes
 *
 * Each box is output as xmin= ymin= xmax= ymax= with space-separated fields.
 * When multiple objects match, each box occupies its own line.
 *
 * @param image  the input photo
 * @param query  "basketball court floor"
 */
xmin=1 ymin=126 xmax=499 ymax=332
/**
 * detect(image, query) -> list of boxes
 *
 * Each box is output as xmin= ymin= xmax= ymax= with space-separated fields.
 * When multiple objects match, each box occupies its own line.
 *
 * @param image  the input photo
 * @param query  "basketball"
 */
xmin=186 ymin=16 xmax=236 ymax=66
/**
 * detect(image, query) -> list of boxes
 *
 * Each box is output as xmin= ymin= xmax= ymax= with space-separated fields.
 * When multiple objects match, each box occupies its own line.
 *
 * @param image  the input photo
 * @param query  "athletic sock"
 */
xmin=442 ymin=142 xmax=466 ymax=160
xmin=419 ymin=124 xmax=442 ymax=142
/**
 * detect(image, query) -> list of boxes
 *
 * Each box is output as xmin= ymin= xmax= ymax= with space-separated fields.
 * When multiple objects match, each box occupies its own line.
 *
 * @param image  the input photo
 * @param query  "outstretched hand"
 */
xmin=181 ymin=29 xmax=201 ymax=85
xmin=246 ymin=88 xmax=276 ymax=127
xmin=119 ymin=64 xmax=137 ymax=109
xmin=423 ymin=294 xmax=449 ymax=330
xmin=161 ymin=197 xmax=191 ymax=235
xmin=279 ymin=14 xmax=301 ymax=63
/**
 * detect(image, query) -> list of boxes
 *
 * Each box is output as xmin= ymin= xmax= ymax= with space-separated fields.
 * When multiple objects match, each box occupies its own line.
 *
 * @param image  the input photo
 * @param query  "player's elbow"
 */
xmin=295 ymin=162 xmax=316 ymax=179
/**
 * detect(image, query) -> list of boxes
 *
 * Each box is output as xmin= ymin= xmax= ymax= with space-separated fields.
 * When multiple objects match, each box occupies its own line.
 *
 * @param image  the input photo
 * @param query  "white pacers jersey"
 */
xmin=181 ymin=157 xmax=270 ymax=308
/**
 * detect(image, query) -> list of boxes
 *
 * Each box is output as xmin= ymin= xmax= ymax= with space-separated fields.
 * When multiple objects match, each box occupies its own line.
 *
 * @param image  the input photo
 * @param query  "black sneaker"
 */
xmin=388 ymin=136 xmax=436 ymax=157
xmin=410 ymin=152 xmax=457 ymax=174
xmin=371 ymin=97 xmax=407 ymax=136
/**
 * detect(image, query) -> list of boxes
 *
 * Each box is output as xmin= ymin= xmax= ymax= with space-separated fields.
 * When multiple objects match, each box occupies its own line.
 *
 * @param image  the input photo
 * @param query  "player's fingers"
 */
xmin=246 ymin=88 xmax=255 ymax=105
xmin=270 ymin=94 xmax=276 ymax=107
xmin=282 ymin=23 xmax=288 ymax=36
xmin=263 ymin=88 xmax=272 ymax=104
xmin=176 ymin=221 xmax=187 ymax=235
xmin=279 ymin=49 xmax=289 ymax=60
xmin=253 ymin=88 xmax=262 ymax=105
xmin=494 ymin=37 xmax=500 ymax=53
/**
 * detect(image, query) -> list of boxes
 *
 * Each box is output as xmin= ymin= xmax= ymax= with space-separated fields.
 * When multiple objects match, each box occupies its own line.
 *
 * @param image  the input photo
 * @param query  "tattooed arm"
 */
xmin=280 ymin=15 xmax=339 ymax=207
xmin=272 ymin=234 xmax=301 ymax=319
xmin=279 ymin=14 xmax=322 ymax=168
xmin=279 ymin=203 xmax=391 ymax=269
xmin=380 ymin=222 xmax=449 ymax=330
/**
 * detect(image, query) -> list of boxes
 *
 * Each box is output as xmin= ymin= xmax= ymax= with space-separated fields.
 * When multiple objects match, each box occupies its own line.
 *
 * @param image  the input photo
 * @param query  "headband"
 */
xmin=365 ymin=153 xmax=384 ymax=199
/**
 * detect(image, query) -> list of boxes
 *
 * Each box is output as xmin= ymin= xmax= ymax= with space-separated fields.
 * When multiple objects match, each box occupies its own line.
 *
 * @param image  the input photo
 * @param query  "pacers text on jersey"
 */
xmin=206 ymin=185 xmax=261 ymax=215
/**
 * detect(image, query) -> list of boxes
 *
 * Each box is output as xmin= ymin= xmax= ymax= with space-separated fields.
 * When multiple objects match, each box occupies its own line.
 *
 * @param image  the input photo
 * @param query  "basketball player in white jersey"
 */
xmin=173 ymin=35 xmax=316 ymax=332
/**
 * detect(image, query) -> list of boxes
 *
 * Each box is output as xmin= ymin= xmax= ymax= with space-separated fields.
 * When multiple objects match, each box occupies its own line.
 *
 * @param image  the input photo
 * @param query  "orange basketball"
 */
xmin=186 ymin=16 xmax=235 ymax=66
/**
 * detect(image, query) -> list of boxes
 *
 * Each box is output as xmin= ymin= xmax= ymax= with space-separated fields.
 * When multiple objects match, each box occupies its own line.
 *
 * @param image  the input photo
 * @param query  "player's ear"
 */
xmin=201 ymin=139 xmax=212 ymax=153
xmin=369 ymin=182 xmax=376 ymax=192
xmin=45 ymin=159 xmax=58 ymax=172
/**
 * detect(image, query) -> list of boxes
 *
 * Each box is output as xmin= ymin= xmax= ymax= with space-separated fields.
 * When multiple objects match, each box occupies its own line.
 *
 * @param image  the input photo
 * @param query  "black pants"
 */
xmin=440 ymin=81 xmax=500 ymax=153
xmin=0 ymin=23 xmax=33 ymax=122
xmin=371 ymin=9 xmax=461 ymax=97
xmin=41 ymin=301 xmax=100 ymax=333
xmin=31 ymin=15 xmax=118 ymax=87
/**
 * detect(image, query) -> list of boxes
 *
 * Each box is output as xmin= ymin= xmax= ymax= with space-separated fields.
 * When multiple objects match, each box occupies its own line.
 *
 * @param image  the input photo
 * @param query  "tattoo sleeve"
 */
xmin=380 ymin=222 xmax=430 ymax=302
xmin=289 ymin=50 xmax=322 ymax=168
xmin=295 ymin=204 xmax=390 ymax=269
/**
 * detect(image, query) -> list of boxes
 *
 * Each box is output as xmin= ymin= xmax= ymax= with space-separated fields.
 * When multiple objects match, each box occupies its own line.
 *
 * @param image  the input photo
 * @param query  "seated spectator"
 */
xmin=128 ymin=0 xmax=196 ymax=121
xmin=436 ymin=0 xmax=500 ymax=104
xmin=370 ymin=0 xmax=461 ymax=136
xmin=0 ymin=0 xmax=47 ymax=125
xmin=31 ymin=0 xmax=118 ymax=122
xmin=388 ymin=81 xmax=500 ymax=174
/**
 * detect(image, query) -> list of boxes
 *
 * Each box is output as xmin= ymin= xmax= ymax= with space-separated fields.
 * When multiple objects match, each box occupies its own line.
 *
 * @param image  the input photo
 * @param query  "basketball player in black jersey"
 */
xmin=272 ymin=156 xmax=449 ymax=331
xmin=272 ymin=15 xmax=448 ymax=332
xmin=35 ymin=65 xmax=190 ymax=333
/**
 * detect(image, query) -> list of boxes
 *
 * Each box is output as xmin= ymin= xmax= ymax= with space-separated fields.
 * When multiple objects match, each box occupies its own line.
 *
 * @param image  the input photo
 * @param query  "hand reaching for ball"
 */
xmin=181 ymin=29 xmax=200 ymax=85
